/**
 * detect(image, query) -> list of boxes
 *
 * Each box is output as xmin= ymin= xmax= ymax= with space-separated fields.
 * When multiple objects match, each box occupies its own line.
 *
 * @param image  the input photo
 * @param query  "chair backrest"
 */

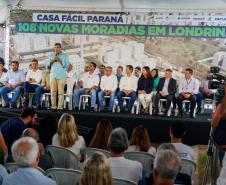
xmin=113 ymin=178 xmax=136 ymax=185
xmin=5 ymin=163 xmax=19 ymax=173
xmin=5 ymin=162 xmax=45 ymax=174
xmin=180 ymin=159 xmax=196 ymax=177
xmin=46 ymin=168 xmax=81 ymax=185
xmin=46 ymin=145 xmax=79 ymax=169
xmin=83 ymin=147 xmax=111 ymax=159
xmin=124 ymin=151 xmax=154 ymax=178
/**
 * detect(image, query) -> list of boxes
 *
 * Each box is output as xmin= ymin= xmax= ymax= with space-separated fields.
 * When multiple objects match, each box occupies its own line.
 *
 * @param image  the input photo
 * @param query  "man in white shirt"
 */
xmin=108 ymin=127 xmax=143 ymax=184
xmin=176 ymin=68 xmax=199 ymax=118
xmin=24 ymin=59 xmax=42 ymax=107
xmin=98 ymin=66 xmax=117 ymax=112
xmin=73 ymin=62 xmax=99 ymax=112
xmin=117 ymin=65 xmax=138 ymax=113
xmin=170 ymin=120 xmax=195 ymax=162
xmin=1 ymin=61 xmax=25 ymax=108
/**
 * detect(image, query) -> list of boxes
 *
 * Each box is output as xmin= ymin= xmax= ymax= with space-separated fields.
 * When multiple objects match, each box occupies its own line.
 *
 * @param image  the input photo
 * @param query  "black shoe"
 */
xmin=178 ymin=113 xmax=183 ymax=118
xmin=196 ymin=109 xmax=201 ymax=114
xmin=190 ymin=114 xmax=195 ymax=118
xmin=2 ymin=103 xmax=9 ymax=108
xmin=90 ymin=107 xmax=95 ymax=112
xmin=74 ymin=107 xmax=79 ymax=111
xmin=51 ymin=109 xmax=57 ymax=112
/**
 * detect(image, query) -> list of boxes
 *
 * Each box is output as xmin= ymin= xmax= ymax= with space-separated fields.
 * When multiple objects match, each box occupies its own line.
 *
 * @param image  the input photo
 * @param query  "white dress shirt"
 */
xmin=4 ymin=70 xmax=25 ymax=85
xmin=172 ymin=143 xmax=195 ymax=162
xmin=119 ymin=75 xmax=138 ymax=92
xmin=26 ymin=69 xmax=43 ymax=85
xmin=80 ymin=72 xmax=99 ymax=89
xmin=178 ymin=77 xmax=199 ymax=94
xmin=100 ymin=75 xmax=118 ymax=91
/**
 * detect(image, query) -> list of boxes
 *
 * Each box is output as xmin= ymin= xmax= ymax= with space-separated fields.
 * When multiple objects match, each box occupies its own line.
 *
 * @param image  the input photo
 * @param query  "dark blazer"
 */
xmin=137 ymin=76 xmax=154 ymax=94
xmin=156 ymin=77 xmax=177 ymax=95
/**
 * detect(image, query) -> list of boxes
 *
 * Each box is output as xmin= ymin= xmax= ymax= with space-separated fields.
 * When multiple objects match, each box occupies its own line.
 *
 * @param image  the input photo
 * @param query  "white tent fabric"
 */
xmin=1 ymin=0 xmax=226 ymax=23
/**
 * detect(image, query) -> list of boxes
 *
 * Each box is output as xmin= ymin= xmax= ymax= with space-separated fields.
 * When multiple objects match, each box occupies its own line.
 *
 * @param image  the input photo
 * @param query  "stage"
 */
xmin=0 ymin=108 xmax=211 ymax=146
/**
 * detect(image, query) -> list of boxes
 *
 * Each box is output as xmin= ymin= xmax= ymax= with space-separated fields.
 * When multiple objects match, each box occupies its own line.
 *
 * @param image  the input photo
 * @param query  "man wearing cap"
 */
xmin=23 ymin=59 xmax=42 ymax=107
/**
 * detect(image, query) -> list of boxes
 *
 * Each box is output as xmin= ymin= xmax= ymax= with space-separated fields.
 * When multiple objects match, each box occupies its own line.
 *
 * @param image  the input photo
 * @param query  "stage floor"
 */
xmin=0 ymin=108 xmax=211 ymax=146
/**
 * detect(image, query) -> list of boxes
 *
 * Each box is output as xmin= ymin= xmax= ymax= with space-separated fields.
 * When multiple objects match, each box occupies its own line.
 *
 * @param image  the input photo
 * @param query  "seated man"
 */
xmin=176 ymin=68 xmax=199 ymax=118
xmin=153 ymin=69 xmax=177 ymax=115
xmin=24 ymin=59 xmax=42 ymax=107
xmin=98 ymin=66 xmax=117 ymax=112
xmin=134 ymin=66 xmax=141 ymax=78
xmin=196 ymin=78 xmax=214 ymax=113
xmin=153 ymin=150 xmax=181 ymax=185
xmin=2 ymin=137 xmax=56 ymax=185
xmin=1 ymin=61 xmax=25 ymax=108
xmin=117 ymin=65 xmax=138 ymax=113
xmin=35 ymin=66 xmax=50 ymax=109
xmin=73 ymin=62 xmax=99 ymax=112
xmin=170 ymin=120 xmax=195 ymax=161
xmin=108 ymin=127 xmax=143 ymax=184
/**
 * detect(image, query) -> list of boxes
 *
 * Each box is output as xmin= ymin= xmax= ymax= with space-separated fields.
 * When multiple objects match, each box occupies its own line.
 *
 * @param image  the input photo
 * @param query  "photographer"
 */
xmin=211 ymin=82 xmax=226 ymax=163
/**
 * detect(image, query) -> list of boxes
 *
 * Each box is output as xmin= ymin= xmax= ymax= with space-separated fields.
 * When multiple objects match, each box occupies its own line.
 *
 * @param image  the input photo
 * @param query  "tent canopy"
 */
xmin=1 ymin=0 xmax=226 ymax=23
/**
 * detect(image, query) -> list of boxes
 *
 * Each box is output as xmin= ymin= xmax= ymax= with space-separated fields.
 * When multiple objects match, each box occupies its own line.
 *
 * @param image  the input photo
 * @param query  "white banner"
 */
xmin=33 ymin=13 xmax=127 ymax=24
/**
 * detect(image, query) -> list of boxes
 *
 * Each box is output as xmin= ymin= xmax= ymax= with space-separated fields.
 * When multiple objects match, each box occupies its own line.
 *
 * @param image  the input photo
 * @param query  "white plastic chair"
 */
xmin=124 ymin=151 xmax=155 ymax=178
xmin=180 ymin=159 xmax=196 ymax=177
xmin=46 ymin=145 xmax=80 ymax=170
xmin=64 ymin=94 xmax=73 ymax=110
xmin=82 ymin=147 xmax=111 ymax=159
xmin=183 ymin=100 xmax=197 ymax=117
xmin=78 ymin=94 xmax=91 ymax=111
xmin=46 ymin=168 xmax=82 ymax=185
xmin=201 ymin=98 xmax=215 ymax=113
xmin=113 ymin=178 xmax=136 ymax=185
xmin=159 ymin=99 xmax=172 ymax=116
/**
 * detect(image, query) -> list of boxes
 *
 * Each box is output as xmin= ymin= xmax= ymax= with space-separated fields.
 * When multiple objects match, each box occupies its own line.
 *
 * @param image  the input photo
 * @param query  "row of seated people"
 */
xmin=0 ymin=108 xmax=195 ymax=185
xmin=0 ymin=57 xmax=213 ymax=118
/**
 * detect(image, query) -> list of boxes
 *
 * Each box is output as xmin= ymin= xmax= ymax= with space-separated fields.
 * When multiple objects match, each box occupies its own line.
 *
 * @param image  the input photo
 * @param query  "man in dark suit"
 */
xmin=153 ymin=69 xmax=177 ymax=115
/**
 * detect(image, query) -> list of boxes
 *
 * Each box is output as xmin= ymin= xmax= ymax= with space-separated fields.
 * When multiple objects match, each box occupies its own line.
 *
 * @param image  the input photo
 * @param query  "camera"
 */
xmin=207 ymin=66 xmax=226 ymax=89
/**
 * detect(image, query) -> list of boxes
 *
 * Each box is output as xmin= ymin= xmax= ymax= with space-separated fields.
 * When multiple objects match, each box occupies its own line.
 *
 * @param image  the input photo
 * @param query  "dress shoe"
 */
xmin=90 ymin=107 xmax=95 ymax=112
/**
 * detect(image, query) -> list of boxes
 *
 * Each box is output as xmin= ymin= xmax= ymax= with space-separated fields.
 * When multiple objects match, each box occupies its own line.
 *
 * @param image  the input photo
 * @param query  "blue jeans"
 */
xmin=24 ymin=81 xmax=39 ymax=94
xmin=35 ymin=86 xmax=50 ymax=106
xmin=116 ymin=91 xmax=136 ymax=112
xmin=73 ymin=88 xmax=97 ymax=108
xmin=1 ymin=86 xmax=23 ymax=105
xmin=98 ymin=90 xmax=115 ymax=111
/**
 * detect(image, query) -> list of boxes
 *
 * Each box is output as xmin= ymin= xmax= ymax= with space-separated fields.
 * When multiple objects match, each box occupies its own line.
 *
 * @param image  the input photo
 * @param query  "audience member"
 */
xmin=153 ymin=69 xmax=177 ymax=116
xmin=128 ymin=125 xmax=156 ymax=156
xmin=0 ymin=108 xmax=37 ymax=153
xmin=211 ymin=83 xmax=226 ymax=163
xmin=46 ymin=43 xmax=70 ymax=112
xmin=151 ymin=68 xmax=160 ymax=92
xmin=89 ymin=119 xmax=113 ymax=150
xmin=80 ymin=152 xmax=112 ymax=185
xmin=23 ymin=59 xmax=42 ymax=107
xmin=2 ymin=137 xmax=56 ymax=185
xmin=137 ymin=66 xmax=154 ymax=114
xmin=153 ymin=150 xmax=181 ymax=185
xmin=117 ymin=65 xmax=138 ymax=113
xmin=73 ymin=62 xmax=99 ymax=112
xmin=98 ymin=66 xmax=117 ymax=112
xmin=170 ymin=120 xmax=195 ymax=161
xmin=35 ymin=115 xmax=57 ymax=147
xmin=0 ymin=164 xmax=7 ymax=184
xmin=52 ymin=113 xmax=86 ymax=159
xmin=108 ymin=127 xmax=143 ymax=184
xmin=1 ymin=61 xmax=25 ymax=108
xmin=134 ymin=66 xmax=141 ymax=78
xmin=176 ymin=68 xmax=199 ymax=118
xmin=35 ymin=66 xmax=50 ymax=109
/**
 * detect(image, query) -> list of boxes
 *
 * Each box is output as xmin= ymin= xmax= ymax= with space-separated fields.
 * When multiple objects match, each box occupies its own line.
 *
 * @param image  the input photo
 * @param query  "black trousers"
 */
xmin=154 ymin=93 xmax=174 ymax=112
xmin=176 ymin=94 xmax=197 ymax=114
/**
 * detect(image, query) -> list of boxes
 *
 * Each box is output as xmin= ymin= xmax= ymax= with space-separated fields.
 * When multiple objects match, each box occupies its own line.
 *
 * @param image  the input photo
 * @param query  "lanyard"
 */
xmin=186 ymin=79 xmax=192 ymax=90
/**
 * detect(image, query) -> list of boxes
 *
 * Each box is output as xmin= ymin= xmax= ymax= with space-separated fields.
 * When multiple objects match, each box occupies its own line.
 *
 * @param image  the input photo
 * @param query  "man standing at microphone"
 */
xmin=46 ymin=43 xmax=70 ymax=112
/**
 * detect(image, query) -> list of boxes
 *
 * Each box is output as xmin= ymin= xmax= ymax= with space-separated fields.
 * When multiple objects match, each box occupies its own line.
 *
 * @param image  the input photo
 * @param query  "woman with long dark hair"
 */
xmin=137 ymin=66 xmax=154 ymax=114
xmin=151 ymin=68 xmax=160 ymax=92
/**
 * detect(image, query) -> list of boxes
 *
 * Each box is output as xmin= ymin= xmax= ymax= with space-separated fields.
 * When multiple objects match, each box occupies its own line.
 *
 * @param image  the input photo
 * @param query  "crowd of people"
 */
xmin=0 ymin=42 xmax=214 ymax=118
xmin=0 ymin=108 xmax=198 ymax=185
